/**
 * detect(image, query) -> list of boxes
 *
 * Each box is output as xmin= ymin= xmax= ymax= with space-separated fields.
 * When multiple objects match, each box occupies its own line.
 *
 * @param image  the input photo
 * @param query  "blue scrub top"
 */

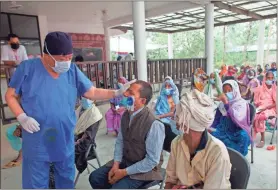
xmin=9 ymin=58 xmax=93 ymax=161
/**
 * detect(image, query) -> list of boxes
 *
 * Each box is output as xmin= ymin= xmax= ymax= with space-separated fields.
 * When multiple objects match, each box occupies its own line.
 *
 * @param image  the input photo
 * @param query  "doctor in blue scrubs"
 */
xmin=5 ymin=31 xmax=134 ymax=189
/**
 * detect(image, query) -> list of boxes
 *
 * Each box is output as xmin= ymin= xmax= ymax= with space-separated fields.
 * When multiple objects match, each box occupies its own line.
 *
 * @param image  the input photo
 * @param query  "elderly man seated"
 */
xmin=75 ymin=97 xmax=103 ymax=173
xmin=165 ymin=89 xmax=231 ymax=189
xmin=89 ymin=80 xmax=165 ymax=189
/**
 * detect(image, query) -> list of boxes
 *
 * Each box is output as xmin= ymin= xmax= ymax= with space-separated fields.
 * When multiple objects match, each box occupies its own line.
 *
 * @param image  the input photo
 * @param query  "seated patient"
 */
xmin=210 ymin=80 xmax=251 ymax=156
xmin=105 ymin=77 xmax=128 ymax=136
xmin=165 ymin=89 xmax=231 ymax=189
xmin=204 ymin=71 xmax=222 ymax=108
xmin=75 ymin=97 xmax=103 ymax=173
xmin=155 ymin=76 xmax=180 ymax=135
xmin=192 ymin=68 xmax=208 ymax=92
xmin=89 ymin=80 xmax=165 ymax=189
xmin=3 ymin=125 xmax=56 ymax=188
xmin=253 ymin=71 xmax=276 ymax=148
xmin=2 ymin=124 xmax=22 ymax=169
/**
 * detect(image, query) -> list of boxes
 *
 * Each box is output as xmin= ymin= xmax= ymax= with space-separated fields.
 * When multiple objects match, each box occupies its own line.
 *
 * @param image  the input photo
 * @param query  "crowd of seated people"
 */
xmin=90 ymin=80 xmax=232 ymax=189
xmin=54 ymin=64 xmax=278 ymax=188
xmin=201 ymin=64 xmax=276 ymax=152
xmin=4 ymin=61 xmax=276 ymax=189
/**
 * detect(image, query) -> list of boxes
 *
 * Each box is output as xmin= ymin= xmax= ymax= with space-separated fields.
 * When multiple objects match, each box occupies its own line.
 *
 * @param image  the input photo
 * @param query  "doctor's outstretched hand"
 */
xmin=115 ymin=79 xmax=137 ymax=97
xmin=17 ymin=113 xmax=40 ymax=133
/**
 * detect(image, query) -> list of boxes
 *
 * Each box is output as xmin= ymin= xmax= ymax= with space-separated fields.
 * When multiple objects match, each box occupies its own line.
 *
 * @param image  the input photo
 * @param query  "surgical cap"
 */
xmin=43 ymin=31 xmax=73 ymax=55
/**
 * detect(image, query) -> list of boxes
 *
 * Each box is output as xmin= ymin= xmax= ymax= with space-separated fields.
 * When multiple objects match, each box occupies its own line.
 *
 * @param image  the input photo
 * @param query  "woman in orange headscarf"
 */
xmin=219 ymin=64 xmax=227 ymax=79
xmin=192 ymin=68 xmax=208 ymax=92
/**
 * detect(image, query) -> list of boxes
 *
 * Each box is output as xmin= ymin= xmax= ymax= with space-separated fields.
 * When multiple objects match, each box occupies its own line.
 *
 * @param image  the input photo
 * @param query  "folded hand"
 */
xmin=109 ymin=169 xmax=127 ymax=184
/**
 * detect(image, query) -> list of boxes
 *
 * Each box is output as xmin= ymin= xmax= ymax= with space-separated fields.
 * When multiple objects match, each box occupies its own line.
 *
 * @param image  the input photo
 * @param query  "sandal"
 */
xmin=267 ymin=145 xmax=275 ymax=151
xmin=256 ymin=141 xmax=265 ymax=148
xmin=2 ymin=160 xmax=21 ymax=169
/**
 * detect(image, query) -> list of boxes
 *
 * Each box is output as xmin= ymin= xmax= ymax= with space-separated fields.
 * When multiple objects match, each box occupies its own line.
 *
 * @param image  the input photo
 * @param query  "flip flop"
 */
xmin=2 ymin=161 xmax=21 ymax=169
xmin=267 ymin=145 xmax=275 ymax=151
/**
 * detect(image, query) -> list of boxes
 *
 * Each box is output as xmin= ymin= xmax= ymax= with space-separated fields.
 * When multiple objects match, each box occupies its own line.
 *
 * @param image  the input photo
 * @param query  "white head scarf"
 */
xmin=175 ymin=89 xmax=215 ymax=133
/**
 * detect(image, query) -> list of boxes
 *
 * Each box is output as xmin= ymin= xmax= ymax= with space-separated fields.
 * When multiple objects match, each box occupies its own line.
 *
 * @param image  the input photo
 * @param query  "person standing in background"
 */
xmin=1 ymin=34 xmax=28 ymax=76
xmin=1 ymin=34 xmax=28 ymax=65
xmin=124 ymin=53 xmax=134 ymax=61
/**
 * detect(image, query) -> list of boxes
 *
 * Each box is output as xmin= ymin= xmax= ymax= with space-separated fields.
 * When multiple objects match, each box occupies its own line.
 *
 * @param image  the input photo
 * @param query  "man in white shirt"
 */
xmin=1 ymin=33 xmax=28 ymax=66
xmin=1 ymin=34 xmax=28 ymax=77
xmin=124 ymin=53 xmax=134 ymax=61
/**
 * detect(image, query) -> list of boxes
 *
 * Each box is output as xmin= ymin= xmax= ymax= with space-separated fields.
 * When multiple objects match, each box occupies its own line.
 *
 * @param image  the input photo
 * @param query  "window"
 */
xmin=10 ymin=14 xmax=39 ymax=38
xmin=0 ymin=13 xmax=41 ymax=55
xmin=0 ymin=13 xmax=10 ymax=38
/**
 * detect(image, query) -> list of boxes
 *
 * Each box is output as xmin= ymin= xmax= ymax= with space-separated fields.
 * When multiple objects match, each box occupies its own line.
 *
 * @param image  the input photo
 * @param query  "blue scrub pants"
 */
xmin=22 ymin=154 xmax=75 ymax=189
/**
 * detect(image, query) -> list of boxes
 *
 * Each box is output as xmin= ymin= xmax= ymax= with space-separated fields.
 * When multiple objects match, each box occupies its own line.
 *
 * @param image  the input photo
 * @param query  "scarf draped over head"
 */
xmin=110 ymin=77 xmax=128 ymax=105
xmin=155 ymin=77 xmax=179 ymax=116
xmin=227 ymin=66 xmax=237 ymax=76
xmin=238 ymin=66 xmax=250 ymax=80
xmin=75 ymin=103 xmax=103 ymax=135
xmin=254 ymin=71 xmax=276 ymax=106
xmin=222 ymin=80 xmax=251 ymax=137
xmin=193 ymin=68 xmax=207 ymax=92
xmin=204 ymin=71 xmax=223 ymax=97
xmin=175 ymin=89 xmax=215 ymax=134
xmin=219 ymin=64 xmax=227 ymax=78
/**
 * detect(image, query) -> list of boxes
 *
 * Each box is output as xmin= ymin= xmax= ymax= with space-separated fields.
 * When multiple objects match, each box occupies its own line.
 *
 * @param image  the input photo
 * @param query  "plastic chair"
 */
xmin=139 ymin=122 xmax=177 ymax=189
xmin=227 ymin=147 xmax=251 ymax=189
xmin=248 ymin=103 xmax=256 ymax=164
xmin=74 ymin=121 xmax=102 ymax=187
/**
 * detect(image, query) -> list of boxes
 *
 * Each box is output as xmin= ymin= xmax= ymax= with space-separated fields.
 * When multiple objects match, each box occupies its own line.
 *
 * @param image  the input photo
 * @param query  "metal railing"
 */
xmin=0 ymin=58 xmax=206 ymax=123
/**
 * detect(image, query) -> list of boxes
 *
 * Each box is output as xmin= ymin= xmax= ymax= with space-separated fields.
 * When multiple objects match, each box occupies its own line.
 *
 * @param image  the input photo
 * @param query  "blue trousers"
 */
xmin=89 ymin=164 xmax=150 ymax=189
xmin=22 ymin=154 xmax=75 ymax=189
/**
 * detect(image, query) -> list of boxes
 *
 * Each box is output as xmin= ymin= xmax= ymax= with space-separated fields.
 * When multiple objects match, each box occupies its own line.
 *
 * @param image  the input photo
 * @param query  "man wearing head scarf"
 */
xmin=5 ymin=31 xmax=135 ymax=189
xmin=165 ymin=89 xmax=231 ymax=189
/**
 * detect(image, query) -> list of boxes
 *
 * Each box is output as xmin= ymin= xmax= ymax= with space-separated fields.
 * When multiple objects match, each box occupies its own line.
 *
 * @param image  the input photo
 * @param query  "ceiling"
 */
xmin=113 ymin=0 xmax=278 ymax=33
xmin=0 ymin=1 xmax=173 ymax=24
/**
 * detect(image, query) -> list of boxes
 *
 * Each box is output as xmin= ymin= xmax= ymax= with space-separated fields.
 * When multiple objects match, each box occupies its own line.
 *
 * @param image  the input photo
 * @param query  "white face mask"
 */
xmin=45 ymin=43 xmax=71 ymax=73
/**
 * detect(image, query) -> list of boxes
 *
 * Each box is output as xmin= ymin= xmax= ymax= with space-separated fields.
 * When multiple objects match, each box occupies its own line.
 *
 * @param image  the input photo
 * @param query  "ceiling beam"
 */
xmin=114 ymin=13 xmax=277 ymax=34
xmin=111 ymin=26 xmax=171 ymax=33
xmin=171 ymin=13 xmax=277 ymax=33
xmin=105 ymin=1 xmax=200 ymax=28
xmin=212 ymin=1 xmax=264 ymax=20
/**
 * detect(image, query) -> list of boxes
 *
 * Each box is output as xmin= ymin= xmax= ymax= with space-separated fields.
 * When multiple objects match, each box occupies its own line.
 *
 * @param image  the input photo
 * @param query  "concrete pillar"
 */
xmin=276 ymin=5 xmax=278 ymax=74
xmin=256 ymin=20 xmax=265 ymax=67
xmin=102 ymin=10 xmax=111 ymax=61
xmin=38 ymin=15 xmax=48 ymax=52
xmin=276 ymin=6 xmax=278 ymax=112
xmin=132 ymin=1 xmax=147 ymax=81
xmin=168 ymin=33 xmax=173 ymax=59
xmin=205 ymin=3 xmax=214 ymax=74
